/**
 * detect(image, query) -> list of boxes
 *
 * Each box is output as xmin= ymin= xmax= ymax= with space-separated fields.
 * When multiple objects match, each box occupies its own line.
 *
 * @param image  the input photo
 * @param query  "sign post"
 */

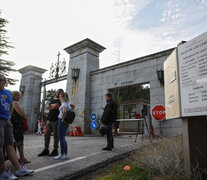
xmin=177 ymin=32 xmax=207 ymax=179
xmin=178 ymin=32 xmax=207 ymax=117
xmin=90 ymin=113 xmax=97 ymax=130
xmin=152 ymin=105 xmax=166 ymax=121
xmin=90 ymin=113 xmax=97 ymax=121
xmin=164 ymin=31 xmax=207 ymax=179
xmin=91 ymin=121 xmax=97 ymax=129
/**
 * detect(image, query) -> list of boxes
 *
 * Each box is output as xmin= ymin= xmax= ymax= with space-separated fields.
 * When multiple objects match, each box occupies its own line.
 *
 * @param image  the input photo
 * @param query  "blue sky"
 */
xmin=0 ymin=0 xmax=207 ymax=90
xmin=132 ymin=0 xmax=164 ymax=29
xmin=129 ymin=0 xmax=207 ymax=41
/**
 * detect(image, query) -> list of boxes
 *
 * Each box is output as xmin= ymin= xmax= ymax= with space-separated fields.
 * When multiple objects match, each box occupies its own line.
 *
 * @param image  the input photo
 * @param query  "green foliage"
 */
xmin=0 ymin=9 xmax=16 ymax=85
xmin=95 ymin=137 xmax=185 ymax=180
xmin=135 ymin=137 xmax=185 ymax=178
xmin=46 ymin=89 xmax=56 ymax=101
xmin=96 ymin=161 xmax=149 ymax=180
xmin=109 ymin=84 xmax=150 ymax=119
xmin=110 ymin=84 xmax=150 ymax=102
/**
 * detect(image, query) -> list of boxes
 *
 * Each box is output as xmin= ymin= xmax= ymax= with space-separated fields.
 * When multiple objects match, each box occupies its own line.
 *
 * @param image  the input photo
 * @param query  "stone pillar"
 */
xmin=18 ymin=65 xmax=47 ymax=132
xmin=182 ymin=116 xmax=207 ymax=179
xmin=64 ymin=39 xmax=105 ymax=134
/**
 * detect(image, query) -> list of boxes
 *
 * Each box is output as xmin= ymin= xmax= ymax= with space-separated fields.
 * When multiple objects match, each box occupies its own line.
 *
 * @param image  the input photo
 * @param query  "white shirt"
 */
xmin=58 ymin=102 xmax=70 ymax=119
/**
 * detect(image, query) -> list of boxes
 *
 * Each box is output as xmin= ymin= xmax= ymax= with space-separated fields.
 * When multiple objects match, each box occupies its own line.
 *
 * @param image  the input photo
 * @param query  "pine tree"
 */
xmin=0 ymin=9 xmax=16 ymax=85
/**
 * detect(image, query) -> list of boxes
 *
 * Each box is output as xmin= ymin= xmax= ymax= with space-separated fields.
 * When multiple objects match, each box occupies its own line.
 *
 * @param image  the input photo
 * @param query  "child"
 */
xmin=37 ymin=115 xmax=43 ymax=135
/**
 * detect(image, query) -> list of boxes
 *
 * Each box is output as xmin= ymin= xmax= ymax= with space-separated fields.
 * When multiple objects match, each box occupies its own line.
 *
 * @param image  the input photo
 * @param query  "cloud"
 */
xmin=160 ymin=1 xmax=183 ymax=25
xmin=104 ymin=0 xmax=151 ymax=65
xmin=113 ymin=0 xmax=150 ymax=28
xmin=1 ymin=0 xmax=207 ymax=91
xmin=195 ymin=0 xmax=207 ymax=8
xmin=106 ymin=0 xmax=207 ymax=66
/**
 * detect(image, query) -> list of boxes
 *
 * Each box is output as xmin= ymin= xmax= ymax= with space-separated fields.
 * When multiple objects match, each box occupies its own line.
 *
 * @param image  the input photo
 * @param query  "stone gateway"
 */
xmin=19 ymin=39 xmax=182 ymax=136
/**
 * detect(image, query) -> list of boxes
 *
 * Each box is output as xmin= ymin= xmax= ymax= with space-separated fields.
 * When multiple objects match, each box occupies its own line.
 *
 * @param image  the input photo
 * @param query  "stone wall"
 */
xmin=19 ymin=65 xmax=46 ymax=132
xmin=90 ymin=48 xmax=182 ymax=136
xmin=18 ymin=39 xmax=183 ymax=136
xmin=64 ymin=39 xmax=105 ymax=133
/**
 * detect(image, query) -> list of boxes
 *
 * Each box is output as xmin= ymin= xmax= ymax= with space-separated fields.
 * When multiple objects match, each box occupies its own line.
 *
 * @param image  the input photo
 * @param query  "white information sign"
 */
xmin=178 ymin=31 xmax=207 ymax=117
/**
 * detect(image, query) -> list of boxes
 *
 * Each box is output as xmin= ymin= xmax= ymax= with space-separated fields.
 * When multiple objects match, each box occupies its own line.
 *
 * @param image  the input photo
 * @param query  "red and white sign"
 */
xmin=152 ymin=105 xmax=166 ymax=121
xmin=135 ymin=114 xmax=141 ymax=119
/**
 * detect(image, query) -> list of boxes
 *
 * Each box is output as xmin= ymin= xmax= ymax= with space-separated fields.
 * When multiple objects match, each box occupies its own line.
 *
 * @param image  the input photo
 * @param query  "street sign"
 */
xmin=164 ymin=49 xmax=180 ymax=120
xmin=90 ymin=113 xmax=97 ymax=121
xmin=178 ymin=31 xmax=207 ymax=117
xmin=91 ymin=121 xmax=97 ymax=129
xmin=152 ymin=105 xmax=166 ymax=121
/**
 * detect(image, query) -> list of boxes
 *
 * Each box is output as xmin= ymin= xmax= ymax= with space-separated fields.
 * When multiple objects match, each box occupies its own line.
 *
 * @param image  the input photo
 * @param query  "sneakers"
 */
xmin=38 ymin=149 xmax=49 ymax=156
xmin=63 ymin=154 xmax=69 ymax=160
xmin=102 ymin=147 xmax=112 ymax=151
xmin=49 ymin=149 xmax=58 ymax=156
xmin=54 ymin=154 xmax=63 ymax=160
xmin=1 ymin=170 xmax=18 ymax=180
xmin=15 ymin=166 xmax=34 ymax=177
xmin=54 ymin=154 xmax=69 ymax=160
xmin=0 ymin=167 xmax=34 ymax=179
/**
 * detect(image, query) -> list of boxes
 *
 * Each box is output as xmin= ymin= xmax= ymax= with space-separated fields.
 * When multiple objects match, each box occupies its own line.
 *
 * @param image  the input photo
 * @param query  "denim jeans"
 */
xmin=106 ymin=123 xmax=114 ymax=149
xmin=58 ymin=118 xmax=69 ymax=155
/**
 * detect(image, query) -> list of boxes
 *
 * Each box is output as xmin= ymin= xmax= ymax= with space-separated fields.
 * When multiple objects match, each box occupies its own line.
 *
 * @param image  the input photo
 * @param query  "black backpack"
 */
xmin=64 ymin=110 xmax=75 ymax=124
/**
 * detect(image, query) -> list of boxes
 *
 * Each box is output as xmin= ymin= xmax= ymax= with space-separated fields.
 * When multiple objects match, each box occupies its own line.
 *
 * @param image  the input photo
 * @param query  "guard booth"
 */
xmin=119 ymin=100 xmax=150 ymax=134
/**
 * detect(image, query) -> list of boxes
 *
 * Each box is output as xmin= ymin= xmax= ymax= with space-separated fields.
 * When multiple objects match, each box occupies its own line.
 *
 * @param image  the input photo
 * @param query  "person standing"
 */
xmin=0 ymin=74 xmax=34 ymax=179
xmin=11 ymin=90 xmax=30 ymax=164
xmin=36 ymin=115 xmax=42 ymax=135
xmin=55 ymin=92 xmax=74 ymax=160
xmin=38 ymin=89 xmax=64 ymax=157
xmin=101 ymin=93 xmax=117 ymax=151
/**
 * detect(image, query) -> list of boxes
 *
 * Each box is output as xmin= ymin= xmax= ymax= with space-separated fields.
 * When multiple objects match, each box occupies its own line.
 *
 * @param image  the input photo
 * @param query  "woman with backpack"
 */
xmin=55 ymin=92 xmax=74 ymax=160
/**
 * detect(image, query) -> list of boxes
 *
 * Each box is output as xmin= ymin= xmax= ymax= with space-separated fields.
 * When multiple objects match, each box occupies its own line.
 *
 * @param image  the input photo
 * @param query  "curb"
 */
xmin=67 ymin=148 xmax=136 ymax=180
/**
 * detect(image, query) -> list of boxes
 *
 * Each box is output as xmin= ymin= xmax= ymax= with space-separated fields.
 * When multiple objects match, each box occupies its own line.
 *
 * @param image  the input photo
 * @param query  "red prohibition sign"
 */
xmin=152 ymin=105 xmax=166 ymax=121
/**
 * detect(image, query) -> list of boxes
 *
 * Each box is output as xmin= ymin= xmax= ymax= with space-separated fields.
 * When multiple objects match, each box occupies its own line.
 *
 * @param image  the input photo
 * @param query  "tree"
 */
xmin=0 ymin=10 xmax=16 ymax=85
xmin=46 ymin=89 xmax=56 ymax=101
xmin=109 ymin=84 xmax=150 ymax=118
xmin=111 ymin=84 xmax=150 ymax=102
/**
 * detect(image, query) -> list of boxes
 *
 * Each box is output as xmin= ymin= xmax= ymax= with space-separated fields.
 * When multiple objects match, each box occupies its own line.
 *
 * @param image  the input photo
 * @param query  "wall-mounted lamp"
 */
xmin=19 ymin=85 xmax=25 ymax=94
xmin=157 ymin=70 xmax=164 ymax=84
xmin=71 ymin=68 xmax=80 ymax=81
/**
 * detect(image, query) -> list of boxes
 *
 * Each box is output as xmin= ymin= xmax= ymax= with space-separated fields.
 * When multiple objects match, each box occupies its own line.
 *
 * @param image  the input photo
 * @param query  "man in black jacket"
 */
xmin=101 ymin=93 xmax=117 ymax=151
xmin=38 ymin=89 xmax=64 ymax=156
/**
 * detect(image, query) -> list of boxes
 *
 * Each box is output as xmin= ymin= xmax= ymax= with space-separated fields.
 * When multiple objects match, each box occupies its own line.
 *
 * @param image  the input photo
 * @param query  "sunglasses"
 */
xmin=0 ymin=79 xmax=5 ymax=82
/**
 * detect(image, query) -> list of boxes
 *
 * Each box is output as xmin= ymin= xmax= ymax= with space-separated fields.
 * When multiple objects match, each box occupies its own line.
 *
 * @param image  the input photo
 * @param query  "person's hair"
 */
xmin=57 ymin=89 xmax=64 ymax=93
xmin=59 ymin=92 xmax=69 ymax=103
xmin=12 ymin=91 xmax=22 ymax=100
xmin=106 ymin=93 xmax=113 ymax=99
xmin=0 ymin=74 xmax=7 ymax=83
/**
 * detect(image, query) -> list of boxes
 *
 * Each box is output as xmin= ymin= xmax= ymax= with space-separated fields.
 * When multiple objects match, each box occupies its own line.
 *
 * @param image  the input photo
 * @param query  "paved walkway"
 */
xmin=7 ymin=134 xmax=145 ymax=180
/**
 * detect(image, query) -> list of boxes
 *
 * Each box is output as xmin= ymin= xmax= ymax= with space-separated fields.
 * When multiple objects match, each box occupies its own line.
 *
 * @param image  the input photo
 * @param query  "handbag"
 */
xmin=64 ymin=109 xmax=75 ymax=124
xmin=99 ymin=123 xmax=106 ymax=136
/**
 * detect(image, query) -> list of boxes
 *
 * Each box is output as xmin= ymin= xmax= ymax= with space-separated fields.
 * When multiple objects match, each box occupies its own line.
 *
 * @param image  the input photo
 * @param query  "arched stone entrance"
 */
xmin=19 ymin=38 xmax=182 ymax=135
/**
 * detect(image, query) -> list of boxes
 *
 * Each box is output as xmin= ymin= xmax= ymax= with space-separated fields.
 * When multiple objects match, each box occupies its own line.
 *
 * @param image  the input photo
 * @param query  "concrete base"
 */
xmin=120 ymin=121 xmax=139 ymax=132
xmin=182 ymin=116 xmax=207 ymax=179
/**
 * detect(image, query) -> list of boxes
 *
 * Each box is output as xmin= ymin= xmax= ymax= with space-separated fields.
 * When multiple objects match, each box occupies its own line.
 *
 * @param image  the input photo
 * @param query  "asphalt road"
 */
xmin=5 ymin=133 xmax=145 ymax=180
